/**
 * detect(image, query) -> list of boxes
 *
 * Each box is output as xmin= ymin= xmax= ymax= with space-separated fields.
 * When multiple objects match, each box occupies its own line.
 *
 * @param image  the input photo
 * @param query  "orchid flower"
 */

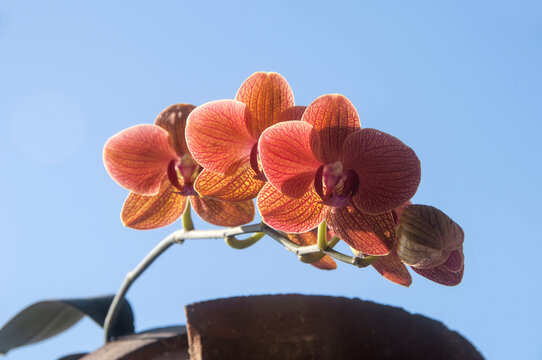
xmin=103 ymin=104 xmax=255 ymax=229
xmin=185 ymin=72 xmax=305 ymax=202
xmin=257 ymin=94 xmax=421 ymax=256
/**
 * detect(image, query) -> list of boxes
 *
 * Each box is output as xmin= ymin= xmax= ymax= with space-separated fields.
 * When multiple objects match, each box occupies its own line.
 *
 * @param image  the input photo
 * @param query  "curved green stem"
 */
xmin=353 ymin=255 xmax=379 ymax=268
xmin=225 ymin=232 xmax=265 ymax=249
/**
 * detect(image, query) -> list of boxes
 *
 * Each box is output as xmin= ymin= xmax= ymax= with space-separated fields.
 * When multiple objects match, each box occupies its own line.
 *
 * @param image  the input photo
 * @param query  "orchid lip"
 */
xmin=314 ymin=163 xmax=360 ymax=208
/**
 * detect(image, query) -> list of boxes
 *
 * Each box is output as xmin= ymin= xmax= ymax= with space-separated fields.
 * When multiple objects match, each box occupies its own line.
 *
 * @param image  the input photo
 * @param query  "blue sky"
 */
xmin=1 ymin=1 xmax=541 ymax=358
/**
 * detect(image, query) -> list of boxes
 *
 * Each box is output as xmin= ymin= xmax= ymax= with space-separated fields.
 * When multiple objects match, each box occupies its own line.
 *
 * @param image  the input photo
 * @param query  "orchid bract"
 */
xmin=102 ymin=71 xmax=465 ymax=288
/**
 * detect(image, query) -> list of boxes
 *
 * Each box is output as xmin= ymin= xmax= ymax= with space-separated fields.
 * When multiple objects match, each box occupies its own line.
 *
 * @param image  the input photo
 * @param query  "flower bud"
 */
xmin=396 ymin=205 xmax=464 ymax=269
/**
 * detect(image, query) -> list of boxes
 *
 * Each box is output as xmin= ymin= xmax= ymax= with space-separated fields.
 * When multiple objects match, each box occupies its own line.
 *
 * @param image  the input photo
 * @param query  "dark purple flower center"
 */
xmin=314 ymin=161 xmax=359 ymax=208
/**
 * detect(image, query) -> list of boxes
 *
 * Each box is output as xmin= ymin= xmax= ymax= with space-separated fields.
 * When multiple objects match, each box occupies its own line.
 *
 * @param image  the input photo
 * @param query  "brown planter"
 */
xmin=185 ymin=294 xmax=483 ymax=360
xmin=83 ymin=294 xmax=483 ymax=359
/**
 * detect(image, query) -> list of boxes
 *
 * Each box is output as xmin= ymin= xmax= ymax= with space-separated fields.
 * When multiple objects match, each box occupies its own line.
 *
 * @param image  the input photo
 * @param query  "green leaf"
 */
xmin=0 ymin=295 xmax=134 ymax=355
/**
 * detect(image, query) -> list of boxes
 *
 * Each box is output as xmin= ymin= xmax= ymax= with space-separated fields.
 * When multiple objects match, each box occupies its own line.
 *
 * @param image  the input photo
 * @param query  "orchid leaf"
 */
xmin=0 ymin=295 xmax=134 ymax=354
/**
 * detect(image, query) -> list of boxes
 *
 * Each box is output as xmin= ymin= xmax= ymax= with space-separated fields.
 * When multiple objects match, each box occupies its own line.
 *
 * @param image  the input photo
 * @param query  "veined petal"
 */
xmin=412 ymin=263 xmax=464 ymax=286
xmin=288 ymin=230 xmax=337 ymax=270
xmin=121 ymin=181 xmax=187 ymax=230
xmin=104 ymin=124 xmax=177 ymax=195
xmin=372 ymin=250 xmax=412 ymax=287
xmin=190 ymin=196 xmax=254 ymax=227
xmin=235 ymin=72 xmax=295 ymax=138
xmin=259 ymin=121 xmax=321 ymax=198
xmin=278 ymin=105 xmax=307 ymax=122
xmin=194 ymin=165 xmax=265 ymax=202
xmin=442 ymin=248 xmax=464 ymax=273
xmin=154 ymin=103 xmax=196 ymax=157
xmin=345 ymin=128 xmax=421 ymax=214
xmin=257 ymin=183 xmax=329 ymax=233
xmin=186 ymin=100 xmax=256 ymax=175
xmin=302 ymin=94 xmax=360 ymax=163
xmin=327 ymin=206 xmax=395 ymax=256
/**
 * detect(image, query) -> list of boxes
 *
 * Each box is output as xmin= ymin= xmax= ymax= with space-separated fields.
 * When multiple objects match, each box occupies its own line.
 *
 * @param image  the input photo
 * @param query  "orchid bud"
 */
xmin=396 ymin=205 xmax=464 ymax=269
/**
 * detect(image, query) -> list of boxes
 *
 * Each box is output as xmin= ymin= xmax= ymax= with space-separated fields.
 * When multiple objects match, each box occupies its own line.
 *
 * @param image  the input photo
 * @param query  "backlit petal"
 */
xmin=345 ymin=128 xmax=421 ymax=214
xmin=121 ymin=181 xmax=187 ymax=229
xmin=372 ymin=250 xmax=412 ymax=287
xmin=442 ymin=248 xmax=464 ymax=273
xmin=302 ymin=94 xmax=360 ymax=163
xmin=104 ymin=124 xmax=177 ymax=195
xmin=154 ymin=103 xmax=196 ymax=157
xmin=194 ymin=165 xmax=265 ymax=202
xmin=190 ymin=196 xmax=255 ymax=227
xmin=288 ymin=231 xmax=337 ymax=270
xmin=235 ymin=72 xmax=294 ymax=138
xmin=278 ymin=105 xmax=307 ymax=122
xmin=412 ymin=263 xmax=464 ymax=286
xmin=186 ymin=99 xmax=256 ymax=175
xmin=257 ymin=183 xmax=329 ymax=233
xmin=259 ymin=121 xmax=321 ymax=198
xmin=327 ymin=206 xmax=395 ymax=256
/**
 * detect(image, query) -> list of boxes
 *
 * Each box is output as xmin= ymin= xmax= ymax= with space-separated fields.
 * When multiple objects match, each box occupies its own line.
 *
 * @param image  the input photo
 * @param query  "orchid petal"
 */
xmin=372 ymin=250 xmax=412 ymax=287
xmin=288 ymin=231 xmax=337 ymax=270
xmin=302 ymin=94 xmax=360 ymax=163
xmin=278 ymin=105 xmax=307 ymax=122
xmin=194 ymin=165 xmax=265 ymax=202
xmin=327 ymin=206 xmax=395 ymax=256
xmin=121 ymin=181 xmax=187 ymax=230
xmin=154 ymin=103 xmax=196 ymax=157
xmin=412 ymin=263 xmax=464 ymax=286
xmin=190 ymin=196 xmax=255 ymax=227
xmin=259 ymin=121 xmax=321 ymax=198
xmin=103 ymin=124 xmax=178 ymax=195
xmin=345 ymin=128 xmax=421 ymax=214
xmin=442 ymin=248 xmax=464 ymax=273
xmin=186 ymin=99 xmax=256 ymax=175
xmin=257 ymin=183 xmax=329 ymax=233
xmin=235 ymin=71 xmax=294 ymax=138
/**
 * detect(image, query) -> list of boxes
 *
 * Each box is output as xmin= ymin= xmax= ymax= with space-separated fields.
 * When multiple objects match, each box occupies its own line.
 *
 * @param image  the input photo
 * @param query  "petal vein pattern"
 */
xmin=257 ymin=183 xmax=329 ymax=233
xmin=186 ymin=100 xmax=256 ymax=176
xmin=259 ymin=121 xmax=321 ymax=198
xmin=236 ymin=72 xmax=294 ymax=138
xmin=103 ymin=124 xmax=178 ymax=195
xmin=344 ymin=128 xmax=421 ymax=214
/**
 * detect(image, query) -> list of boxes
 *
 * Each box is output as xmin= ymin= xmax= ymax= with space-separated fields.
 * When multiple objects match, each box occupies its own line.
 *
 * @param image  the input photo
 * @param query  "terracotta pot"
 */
xmin=83 ymin=294 xmax=483 ymax=359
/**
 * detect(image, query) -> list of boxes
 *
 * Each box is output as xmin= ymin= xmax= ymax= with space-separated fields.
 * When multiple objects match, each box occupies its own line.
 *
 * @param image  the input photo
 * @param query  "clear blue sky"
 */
xmin=1 ymin=1 xmax=541 ymax=359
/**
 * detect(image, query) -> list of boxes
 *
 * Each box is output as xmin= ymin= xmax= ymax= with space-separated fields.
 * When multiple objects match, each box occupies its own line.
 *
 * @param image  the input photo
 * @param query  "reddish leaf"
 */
xmin=259 ymin=121 xmax=321 ymax=198
xmin=235 ymin=72 xmax=295 ymax=138
xmin=344 ymin=128 xmax=421 ymax=214
xmin=121 ymin=181 xmax=188 ymax=229
xmin=372 ymin=250 xmax=412 ymax=287
xmin=186 ymin=100 xmax=257 ymax=176
xmin=327 ymin=206 xmax=395 ymax=256
xmin=257 ymin=183 xmax=329 ymax=233
xmin=194 ymin=165 xmax=265 ymax=202
xmin=190 ymin=196 xmax=255 ymax=227
xmin=154 ymin=103 xmax=196 ymax=157
xmin=301 ymin=94 xmax=360 ymax=164
xmin=103 ymin=124 xmax=178 ymax=195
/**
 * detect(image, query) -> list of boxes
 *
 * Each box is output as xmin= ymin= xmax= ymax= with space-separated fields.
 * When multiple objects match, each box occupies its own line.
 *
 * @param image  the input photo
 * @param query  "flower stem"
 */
xmin=225 ymin=232 xmax=265 ymax=249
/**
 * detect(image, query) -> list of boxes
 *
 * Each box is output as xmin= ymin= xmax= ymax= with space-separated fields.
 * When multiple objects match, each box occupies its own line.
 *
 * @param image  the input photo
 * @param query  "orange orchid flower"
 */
xmin=103 ymin=104 xmax=255 ymax=229
xmin=185 ymin=72 xmax=305 ymax=202
xmin=257 ymin=94 xmax=421 ymax=256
